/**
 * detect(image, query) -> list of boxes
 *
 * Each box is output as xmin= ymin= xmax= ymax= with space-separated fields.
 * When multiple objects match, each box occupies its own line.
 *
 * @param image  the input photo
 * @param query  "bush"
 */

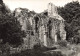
xmin=0 ymin=43 xmax=10 ymax=56
xmin=57 ymin=40 xmax=67 ymax=47
xmin=33 ymin=43 xmax=41 ymax=50
xmin=70 ymin=35 xmax=80 ymax=44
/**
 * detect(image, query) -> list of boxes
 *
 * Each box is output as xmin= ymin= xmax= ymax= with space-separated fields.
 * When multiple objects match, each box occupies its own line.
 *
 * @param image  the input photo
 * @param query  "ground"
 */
xmin=43 ymin=43 xmax=80 ymax=56
xmin=8 ymin=43 xmax=80 ymax=56
xmin=55 ymin=44 xmax=80 ymax=56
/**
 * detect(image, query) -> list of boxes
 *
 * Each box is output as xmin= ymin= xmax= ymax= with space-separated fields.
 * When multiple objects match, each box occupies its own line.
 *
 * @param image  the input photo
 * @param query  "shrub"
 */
xmin=0 ymin=43 xmax=10 ymax=56
xmin=73 ymin=35 xmax=80 ymax=44
xmin=57 ymin=40 xmax=67 ymax=47
xmin=69 ymin=35 xmax=80 ymax=44
xmin=33 ymin=43 xmax=41 ymax=50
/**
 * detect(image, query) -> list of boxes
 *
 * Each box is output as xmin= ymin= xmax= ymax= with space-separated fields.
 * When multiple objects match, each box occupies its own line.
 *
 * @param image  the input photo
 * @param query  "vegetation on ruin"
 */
xmin=0 ymin=0 xmax=80 ymax=56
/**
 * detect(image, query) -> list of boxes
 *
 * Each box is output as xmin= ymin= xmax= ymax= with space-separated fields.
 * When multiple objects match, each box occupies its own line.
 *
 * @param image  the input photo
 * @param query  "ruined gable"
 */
xmin=48 ymin=2 xmax=58 ymax=17
xmin=48 ymin=2 xmax=66 ymax=41
xmin=14 ymin=8 xmax=34 ymax=31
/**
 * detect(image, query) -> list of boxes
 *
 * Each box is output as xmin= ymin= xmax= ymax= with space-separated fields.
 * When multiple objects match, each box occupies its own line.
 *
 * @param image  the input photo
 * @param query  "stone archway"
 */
xmin=34 ymin=16 xmax=39 ymax=33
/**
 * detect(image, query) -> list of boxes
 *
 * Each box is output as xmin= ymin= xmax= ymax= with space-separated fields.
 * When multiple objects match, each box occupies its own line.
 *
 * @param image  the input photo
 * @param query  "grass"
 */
xmin=7 ymin=43 xmax=80 ymax=56
xmin=57 ymin=43 xmax=80 ymax=56
xmin=9 ymin=46 xmax=63 ymax=56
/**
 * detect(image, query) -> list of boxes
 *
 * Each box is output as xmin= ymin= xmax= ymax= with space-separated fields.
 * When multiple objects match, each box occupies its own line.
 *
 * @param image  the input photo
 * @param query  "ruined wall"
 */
xmin=32 ymin=15 xmax=48 ymax=47
xmin=14 ymin=3 xmax=66 ymax=48
xmin=60 ymin=20 xmax=66 ymax=40
xmin=48 ymin=2 xmax=58 ymax=17
xmin=14 ymin=8 xmax=36 ymax=49
xmin=38 ymin=18 xmax=47 ymax=46
xmin=32 ymin=3 xmax=66 ymax=47
xmin=47 ymin=3 xmax=66 ymax=43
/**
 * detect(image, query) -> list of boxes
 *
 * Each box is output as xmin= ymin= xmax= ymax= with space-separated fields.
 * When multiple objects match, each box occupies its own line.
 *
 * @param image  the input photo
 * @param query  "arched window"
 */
xmin=34 ymin=17 xmax=39 ymax=32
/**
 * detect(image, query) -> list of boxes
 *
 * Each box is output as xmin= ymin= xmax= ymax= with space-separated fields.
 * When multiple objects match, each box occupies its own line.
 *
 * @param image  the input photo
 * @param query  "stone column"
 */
xmin=44 ymin=34 xmax=47 ymax=46
xmin=54 ymin=34 xmax=57 ymax=42
xmin=52 ymin=21 xmax=58 ymax=42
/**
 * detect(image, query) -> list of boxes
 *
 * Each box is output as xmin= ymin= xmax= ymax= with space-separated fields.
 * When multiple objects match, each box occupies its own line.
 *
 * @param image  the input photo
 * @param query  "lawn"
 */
xmin=8 ymin=43 xmax=80 ymax=56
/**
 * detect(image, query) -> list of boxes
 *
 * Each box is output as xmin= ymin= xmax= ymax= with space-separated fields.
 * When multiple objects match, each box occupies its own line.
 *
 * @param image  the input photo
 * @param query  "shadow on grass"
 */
xmin=9 ymin=44 xmax=64 ymax=56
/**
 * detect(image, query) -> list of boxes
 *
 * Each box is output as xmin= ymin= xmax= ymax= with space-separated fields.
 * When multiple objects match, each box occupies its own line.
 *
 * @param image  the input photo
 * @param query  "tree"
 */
xmin=57 ymin=1 xmax=80 ymax=41
xmin=58 ymin=1 xmax=80 ymax=23
xmin=0 ymin=0 xmax=26 ymax=46
xmin=0 ymin=14 xmax=26 ymax=46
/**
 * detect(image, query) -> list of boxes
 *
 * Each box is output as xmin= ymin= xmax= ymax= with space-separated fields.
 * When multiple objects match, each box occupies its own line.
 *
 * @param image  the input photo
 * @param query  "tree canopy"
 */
xmin=0 ymin=0 xmax=26 ymax=46
xmin=58 ymin=1 xmax=80 ymax=23
xmin=0 ymin=14 xmax=26 ymax=46
xmin=58 ymin=1 xmax=80 ymax=43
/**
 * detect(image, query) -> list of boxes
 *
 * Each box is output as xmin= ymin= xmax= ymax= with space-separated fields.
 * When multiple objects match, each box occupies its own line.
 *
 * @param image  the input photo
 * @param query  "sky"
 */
xmin=3 ymin=0 xmax=79 ymax=13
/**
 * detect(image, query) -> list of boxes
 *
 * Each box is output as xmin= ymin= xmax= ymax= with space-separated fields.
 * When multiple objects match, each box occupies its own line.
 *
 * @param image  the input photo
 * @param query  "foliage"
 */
xmin=70 ymin=35 xmax=80 ymax=44
xmin=58 ymin=1 xmax=80 ymax=41
xmin=0 ymin=0 xmax=11 ymax=14
xmin=0 ymin=13 xmax=26 ymax=46
xmin=57 ymin=40 xmax=67 ymax=47
xmin=58 ymin=1 xmax=80 ymax=23
xmin=0 ymin=43 xmax=10 ymax=56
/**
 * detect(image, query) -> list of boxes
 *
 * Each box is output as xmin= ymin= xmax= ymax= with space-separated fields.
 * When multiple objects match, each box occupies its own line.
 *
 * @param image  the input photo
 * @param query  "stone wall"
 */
xmin=14 ymin=3 xmax=66 ymax=48
xmin=47 ymin=3 xmax=66 ymax=43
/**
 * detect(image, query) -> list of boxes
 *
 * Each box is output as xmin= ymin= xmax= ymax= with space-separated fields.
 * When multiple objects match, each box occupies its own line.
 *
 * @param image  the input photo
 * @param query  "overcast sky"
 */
xmin=3 ymin=0 xmax=79 ymax=13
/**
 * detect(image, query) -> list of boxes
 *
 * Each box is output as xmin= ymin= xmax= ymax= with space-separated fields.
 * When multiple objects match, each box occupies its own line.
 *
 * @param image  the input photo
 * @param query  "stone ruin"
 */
xmin=32 ymin=3 xmax=66 ymax=47
xmin=14 ymin=3 xmax=66 ymax=49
